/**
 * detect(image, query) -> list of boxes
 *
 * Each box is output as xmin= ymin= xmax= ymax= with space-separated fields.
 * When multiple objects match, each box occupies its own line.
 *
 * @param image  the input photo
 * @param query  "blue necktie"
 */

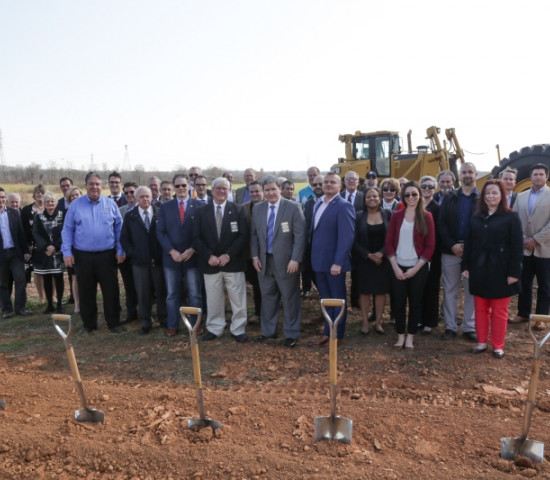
xmin=267 ymin=205 xmax=275 ymax=254
xmin=143 ymin=210 xmax=150 ymax=231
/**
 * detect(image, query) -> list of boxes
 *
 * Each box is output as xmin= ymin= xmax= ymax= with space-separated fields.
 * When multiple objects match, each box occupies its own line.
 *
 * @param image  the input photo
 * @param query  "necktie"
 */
xmin=179 ymin=201 xmax=185 ymax=224
xmin=267 ymin=205 xmax=275 ymax=254
xmin=143 ymin=210 xmax=150 ymax=231
xmin=216 ymin=205 xmax=223 ymax=238
xmin=348 ymin=193 xmax=352 ymax=203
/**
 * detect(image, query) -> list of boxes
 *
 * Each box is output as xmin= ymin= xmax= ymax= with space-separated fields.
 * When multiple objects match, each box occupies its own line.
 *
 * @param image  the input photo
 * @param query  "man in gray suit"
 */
xmin=250 ymin=178 xmax=306 ymax=347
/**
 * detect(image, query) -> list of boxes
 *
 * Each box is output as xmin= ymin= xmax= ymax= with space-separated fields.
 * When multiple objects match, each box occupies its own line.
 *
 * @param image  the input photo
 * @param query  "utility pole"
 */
xmin=122 ymin=144 xmax=131 ymax=172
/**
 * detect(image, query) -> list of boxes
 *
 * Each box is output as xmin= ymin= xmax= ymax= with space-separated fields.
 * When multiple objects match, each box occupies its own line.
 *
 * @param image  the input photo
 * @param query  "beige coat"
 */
xmin=513 ymin=185 xmax=550 ymax=258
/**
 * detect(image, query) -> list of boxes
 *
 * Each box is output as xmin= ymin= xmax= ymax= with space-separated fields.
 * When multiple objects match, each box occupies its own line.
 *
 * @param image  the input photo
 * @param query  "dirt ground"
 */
xmin=1 ymin=282 xmax=550 ymax=479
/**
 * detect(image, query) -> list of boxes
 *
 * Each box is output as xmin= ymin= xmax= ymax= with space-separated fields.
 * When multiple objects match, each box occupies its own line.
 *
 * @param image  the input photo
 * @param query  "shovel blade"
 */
xmin=188 ymin=417 xmax=223 ymax=431
xmin=501 ymin=437 xmax=544 ymax=463
xmin=314 ymin=415 xmax=353 ymax=444
xmin=75 ymin=408 xmax=105 ymax=424
xmin=0 ymin=399 xmax=6 ymax=410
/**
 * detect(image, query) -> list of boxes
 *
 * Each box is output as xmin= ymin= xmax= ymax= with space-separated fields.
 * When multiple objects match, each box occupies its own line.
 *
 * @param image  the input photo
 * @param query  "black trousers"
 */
xmin=119 ymin=259 xmax=138 ymax=318
xmin=0 ymin=248 xmax=27 ymax=312
xmin=74 ymin=249 xmax=120 ymax=329
xmin=391 ymin=263 xmax=429 ymax=335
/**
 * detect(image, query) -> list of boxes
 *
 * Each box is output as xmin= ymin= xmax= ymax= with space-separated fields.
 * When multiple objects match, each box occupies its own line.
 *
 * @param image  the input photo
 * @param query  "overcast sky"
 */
xmin=1 ymin=0 xmax=548 ymax=176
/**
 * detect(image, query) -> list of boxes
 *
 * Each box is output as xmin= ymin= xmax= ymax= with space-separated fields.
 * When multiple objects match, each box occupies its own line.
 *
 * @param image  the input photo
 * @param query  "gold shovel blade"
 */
xmin=501 ymin=437 xmax=544 ymax=463
xmin=314 ymin=415 xmax=353 ymax=444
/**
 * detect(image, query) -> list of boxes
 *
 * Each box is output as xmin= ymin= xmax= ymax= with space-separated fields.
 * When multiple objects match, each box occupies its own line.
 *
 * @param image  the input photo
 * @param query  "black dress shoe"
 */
xmin=284 ymin=338 xmax=297 ymax=348
xmin=202 ymin=331 xmax=218 ymax=341
xmin=16 ymin=310 xmax=33 ymax=317
xmin=109 ymin=326 xmax=123 ymax=334
xmin=255 ymin=334 xmax=277 ymax=343
xmin=43 ymin=304 xmax=55 ymax=314
xmin=139 ymin=327 xmax=151 ymax=335
xmin=2 ymin=312 xmax=13 ymax=319
xmin=232 ymin=333 xmax=248 ymax=343
xmin=493 ymin=350 xmax=504 ymax=359
xmin=78 ymin=327 xmax=95 ymax=335
xmin=121 ymin=315 xmax=138 ymax=325
xmin=471 ymin=345 xmax=487 ymax=354
xmin=462 ymin=331 xmax=477 ymax=342
xmin=441 ymin=329 xmax=457 ymax=341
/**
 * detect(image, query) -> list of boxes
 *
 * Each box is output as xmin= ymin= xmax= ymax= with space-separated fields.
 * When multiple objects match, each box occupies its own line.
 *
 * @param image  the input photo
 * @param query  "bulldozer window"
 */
xmin=375 ymin=138 xmax=390 ymax=176
xmin=354 ymin=140 xmax=370 ymax=160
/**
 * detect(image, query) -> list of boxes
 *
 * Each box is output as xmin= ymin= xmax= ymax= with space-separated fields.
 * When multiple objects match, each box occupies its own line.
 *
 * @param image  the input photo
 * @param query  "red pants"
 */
xmin=474 ymin=296 xmax=510 ymax=350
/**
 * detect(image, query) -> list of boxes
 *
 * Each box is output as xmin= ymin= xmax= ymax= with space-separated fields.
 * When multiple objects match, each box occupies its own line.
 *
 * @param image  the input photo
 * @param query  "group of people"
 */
xmin=1 ymin=162 xmax=549 ymax=357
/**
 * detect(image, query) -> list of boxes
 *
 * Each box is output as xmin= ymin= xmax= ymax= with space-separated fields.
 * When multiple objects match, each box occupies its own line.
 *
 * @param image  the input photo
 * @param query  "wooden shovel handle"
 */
xmin=322 ymin=299 xmax=345 ymax=308
xmin=191 ymin=345 xmax=202 ymax=388
xmin=180 ymin=307 xmax=201 ymax=316
xmin=530 ymin=315 xmax=550 ymax=324
xmin=66 ymin=347 xmax=82 ymax=383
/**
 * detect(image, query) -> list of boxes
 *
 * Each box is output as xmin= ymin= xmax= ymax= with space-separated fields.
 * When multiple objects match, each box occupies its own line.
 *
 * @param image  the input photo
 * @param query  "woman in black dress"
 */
xmin=352 ymin=187 xmax=392 ymax=335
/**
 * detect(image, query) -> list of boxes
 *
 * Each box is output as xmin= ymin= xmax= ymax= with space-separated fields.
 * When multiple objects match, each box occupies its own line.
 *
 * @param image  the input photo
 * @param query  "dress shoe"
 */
xmin=493 ymin=350 xmax=504 ymax=359
xmin=509 ymin=316 xmax=528 ymax=324
xmin=284 ymin=338 xmax=297 ymax=348
xmin=78 ymin=327 xmax=95 ymax=335
xmin=109 ymin=326 xmax=123 ymax=334
xmin=462 ymin=331 xmax=478 ymax=342
xmin=534 ymin=321 xmax=546 ymax=331
xmin=441 ymin=329 xmax=457 ymax=341
xmin=62 ymin=296 xmax=75 ymax=305
xmin=308 ymin=335 xmax=329 ymax=346
xmin=43 ymin=304 xmax=55 ymax=314
xmin=166 ymin=328 xmax=177 ymax=337
xmin=2 ymin=312 xmax=13 ymax=319
xmin=139 ymin=327 xmax=151 ymax=335
xmin=232 ymin=333 xmax=248 ymax=343
xmin=202 ymin=331 xmax=218 ymax=341
xmin=121 ymin=315 xmax=138 ymax=325
xmin=16 ymin=310 xmax=33 ymax=317
xmin=471 ymin=345 xmax=488 ymax=354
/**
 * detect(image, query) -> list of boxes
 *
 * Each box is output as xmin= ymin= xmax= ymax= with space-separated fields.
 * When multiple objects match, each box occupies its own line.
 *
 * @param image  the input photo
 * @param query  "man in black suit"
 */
xmin=108 ymin=171 xmax=127 ymax=207
xmin=58 ymin=177 xmax=73 ymax=212
xmin=499 ymin=167 xmax=518 ymax=208
xmin=120 ymin=186 xmax=167 ymax=334
xmin=0 ymin=187 xmax=32 ymax=318
xmin=193 ymin=177 xmax=249 ymax=342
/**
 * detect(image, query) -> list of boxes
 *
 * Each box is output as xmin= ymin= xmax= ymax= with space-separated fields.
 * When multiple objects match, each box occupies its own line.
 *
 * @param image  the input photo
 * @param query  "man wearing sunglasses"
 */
xmin=365 ymin=171 xmax=378 ymax=189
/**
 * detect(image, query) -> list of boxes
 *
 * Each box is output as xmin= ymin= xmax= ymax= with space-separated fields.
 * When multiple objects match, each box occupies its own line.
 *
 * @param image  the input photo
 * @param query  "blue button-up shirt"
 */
xmin=61 ymin=195 xmax=124 ymax=256
xmin=0 ymin=208 xmax=15 ymax=249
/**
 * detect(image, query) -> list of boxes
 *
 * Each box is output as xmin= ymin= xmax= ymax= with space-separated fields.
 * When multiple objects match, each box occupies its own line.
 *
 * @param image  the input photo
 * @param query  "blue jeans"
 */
xmin=163 ymin=265 xmax=203 ymax=330
xmin=314 ymin=271 xmax=347 ymax=339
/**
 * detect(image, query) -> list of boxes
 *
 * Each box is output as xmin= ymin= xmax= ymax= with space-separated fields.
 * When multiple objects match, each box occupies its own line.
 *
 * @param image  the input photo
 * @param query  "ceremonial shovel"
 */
xmin=52 ymin=315 xmax=105 ymax=424
xmin=180 ymin=307 xmax=222 ymax=433
xmin=501 ymin=314 xmax=550 ymax=463
xmin=314 ymin=298 xmax=353 ymax=444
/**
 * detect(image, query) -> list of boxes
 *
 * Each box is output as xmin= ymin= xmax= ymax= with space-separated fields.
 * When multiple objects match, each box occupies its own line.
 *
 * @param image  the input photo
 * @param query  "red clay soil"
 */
xmin=1 ymin=291 xmax=550 ymax=479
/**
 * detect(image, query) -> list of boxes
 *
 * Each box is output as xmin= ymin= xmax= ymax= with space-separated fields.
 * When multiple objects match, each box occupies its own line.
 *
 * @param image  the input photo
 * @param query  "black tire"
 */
xmin=492 ymin=144 xmax=550 ymax=190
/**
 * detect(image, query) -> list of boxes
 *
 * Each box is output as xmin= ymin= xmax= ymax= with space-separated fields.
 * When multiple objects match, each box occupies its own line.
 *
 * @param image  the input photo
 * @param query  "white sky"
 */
xmin=1 ymin=0 xmax=548 ymax=175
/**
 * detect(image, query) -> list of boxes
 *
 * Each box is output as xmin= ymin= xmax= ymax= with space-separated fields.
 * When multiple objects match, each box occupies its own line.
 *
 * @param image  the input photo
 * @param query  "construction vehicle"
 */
xmin=331 ymin=126 xmax=550 ymax=193
xmin=331 ymin=126 xmax=464 ymax=183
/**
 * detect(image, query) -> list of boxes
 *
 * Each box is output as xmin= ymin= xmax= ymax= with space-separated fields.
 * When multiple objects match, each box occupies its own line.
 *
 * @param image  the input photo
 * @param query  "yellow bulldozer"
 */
xmin=331 ymin=126 xmax=550 ymax=192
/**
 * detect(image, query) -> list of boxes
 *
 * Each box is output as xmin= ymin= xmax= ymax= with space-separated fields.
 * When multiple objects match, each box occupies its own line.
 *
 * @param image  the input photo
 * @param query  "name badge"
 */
xmin=281 ymin=222 xmax=290 ymax=233
xmin=230 ymin=221 xmax=239 ymax=232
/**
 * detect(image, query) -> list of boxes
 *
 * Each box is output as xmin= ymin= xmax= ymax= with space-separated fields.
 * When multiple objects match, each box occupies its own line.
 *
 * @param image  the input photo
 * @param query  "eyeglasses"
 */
xmin=420 ymin=185 xmax=435 ymax=190
xmin=189 ymin=173 xmax=198 ymax=177
xmin=195 ymin=183 xmax=207 ymax=187
xmin=161 ymin=187 xmax=173 ymax=191
xmin=404 ymin=192 xmax=419 ymax=198
xmin=175 ymin=184 xmax=188 ymax=188
xmin=346 ymin=177 xmax=358 ymax=182
xmin=312 ymin=183 xmax=323 ymax=187
xmin=109 ymin=180 xmax=121 ymax=184
xmin=124 ymin=190 xmax=136 ymax=195
xmin=382 ymin=187 xmax=396 ymax=192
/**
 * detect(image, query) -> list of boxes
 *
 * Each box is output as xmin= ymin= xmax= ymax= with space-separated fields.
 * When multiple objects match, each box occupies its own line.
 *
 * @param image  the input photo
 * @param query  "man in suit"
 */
xmin=156 ymin=173 xmax=203 ymax=337
xmin=499 ymin=167 xmax=518 ymax=208
xmin=308 ymin=173 xmax=355 ymax=345
xmin=160 ymin=180 xmax=174 ymax=204
xmin=0 ymin=187 xmax=31 ymax=318
xmin=302 ymin=174 xmax=324 ymax=297
xmin=120 ymin=186 xmax=167 ymax=334
xmin=511 ymin=163 xmax=550 ymax=330
xmin=148 ymin=176 xmax=162 ymax=205
xmin=341 ymin=170 xmax=364 ymax=308
xmin=250 ymin=178 xmax=306 ymax=347
xmin=234 ymin=168 xmax=256 ymax=204
xmin=193 ymin=177 xmax=249 ymax=342
xmin=58 ymin=177 xmax=73 ymax=212
xmin=118 ymin=182 xmax=139 ymax=324
xmin=194 ymin=175 xmax=211 ymax=205
xmin=108 ymin=171 xmax=127 ymax=207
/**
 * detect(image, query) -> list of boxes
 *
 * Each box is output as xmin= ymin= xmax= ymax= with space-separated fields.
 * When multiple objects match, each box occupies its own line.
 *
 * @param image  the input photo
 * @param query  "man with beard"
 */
xmin=439 ymin=162 xmax=479 ymax=342
xmin=433 ymin=170 xmax=456 ymax=205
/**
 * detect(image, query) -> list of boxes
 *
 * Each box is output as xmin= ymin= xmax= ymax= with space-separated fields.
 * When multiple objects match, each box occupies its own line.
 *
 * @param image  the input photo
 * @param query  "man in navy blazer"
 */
xmin=0 ymin=187 xmax=31 ymax=317
xmin=156 ymin=174 xmax=203 ymax=336
xmin=309 ymin=173 xmax=355 ymax=344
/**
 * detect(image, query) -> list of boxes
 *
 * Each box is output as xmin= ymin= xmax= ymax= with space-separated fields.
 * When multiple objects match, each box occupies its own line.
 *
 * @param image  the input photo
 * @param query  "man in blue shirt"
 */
xmin=297 ymin=166 xmax=320 ymax=208
xmin=62 ymin=172 xmax=125 ymax=334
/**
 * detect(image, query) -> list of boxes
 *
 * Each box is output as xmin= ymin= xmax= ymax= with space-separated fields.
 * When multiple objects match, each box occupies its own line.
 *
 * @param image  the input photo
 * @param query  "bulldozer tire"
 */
xmin=491 ymin=144 xmax=550 ymax=192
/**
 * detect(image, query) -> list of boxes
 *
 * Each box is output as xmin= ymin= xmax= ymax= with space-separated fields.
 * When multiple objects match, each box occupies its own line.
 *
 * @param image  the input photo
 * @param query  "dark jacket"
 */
xmin=462 ymin=210 xmax=523 ymax=299
xmin=120 ymin=205 xmax=163 ymax=267
xmin=192 ymin=201 xmax=249 ymax=274
xmin=0 ymin=207 xmax=30 ymax=261
xmin=438 ymin=188 xmax=479 ymax=255
xmin=352 ymin=208 xmax=391 ymax=262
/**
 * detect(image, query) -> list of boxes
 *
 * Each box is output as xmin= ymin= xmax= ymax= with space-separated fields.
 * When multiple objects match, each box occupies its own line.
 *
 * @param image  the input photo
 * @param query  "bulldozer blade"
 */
xmin=188 ymin=416 xmax=223 ymax=432
xmin=75 ymin=407 xmax=105 ymax=424
xmin=314 ymin=415 xmax=353 ymax=444
xmin=501 ymin=437 xmax=544 ymax=463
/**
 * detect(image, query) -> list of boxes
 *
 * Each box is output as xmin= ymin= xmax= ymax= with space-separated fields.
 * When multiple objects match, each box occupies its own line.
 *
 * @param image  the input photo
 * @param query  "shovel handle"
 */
xmin=191 ymin=344 xmax=202 ymax=388
xmin=527 ymin=358 xmax=541 ymax=404
xmin=530 ymin=315 xmax=550 ymax=324
xmin=66 ymin=346 xmax=82 ymax=383
xmin=329 ymin=339 xmax=338 ymax=386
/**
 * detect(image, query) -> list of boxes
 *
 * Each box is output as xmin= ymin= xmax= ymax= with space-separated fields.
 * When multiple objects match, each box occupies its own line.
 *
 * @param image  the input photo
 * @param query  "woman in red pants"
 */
xmin=462 ymin=179 xmax=523 ymax=359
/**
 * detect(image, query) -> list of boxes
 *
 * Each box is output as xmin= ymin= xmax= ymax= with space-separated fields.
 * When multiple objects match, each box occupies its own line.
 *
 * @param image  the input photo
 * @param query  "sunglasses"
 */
xmin=420 ymin=185 xmax=435 ymax=190
xmin=175 ymin=184 xmax=188 ymax=188
xmin=366 ymin=174 xmax=377 ymax=179
xmin=124 ymin=190 xmax=136 ymax=195
xmin=189 ymin=173 xmax=198 ymax=177
xmin=404 ymin=192 xmax=419 ymax=198
xmin=382 ymin=187 xmax=396 ymax=192
xmin=312 ymin=183 xmax=323 ymax=187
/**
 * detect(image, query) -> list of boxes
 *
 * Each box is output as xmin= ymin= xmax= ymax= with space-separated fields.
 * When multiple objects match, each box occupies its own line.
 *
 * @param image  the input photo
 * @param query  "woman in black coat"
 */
xmin=462 ymin=179 xmax=523 ymax=359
